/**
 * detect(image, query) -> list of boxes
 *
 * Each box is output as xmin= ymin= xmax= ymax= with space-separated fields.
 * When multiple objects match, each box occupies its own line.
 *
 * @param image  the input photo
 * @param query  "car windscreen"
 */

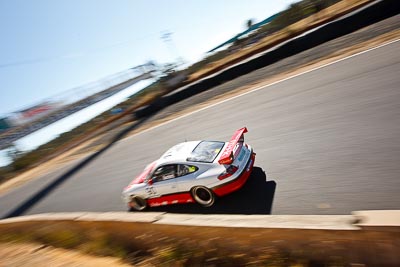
xmin=186 ymin=141 xmax=225 ymax=163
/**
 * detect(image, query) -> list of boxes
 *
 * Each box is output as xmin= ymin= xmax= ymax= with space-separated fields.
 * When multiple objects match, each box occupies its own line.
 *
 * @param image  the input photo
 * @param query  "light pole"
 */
xmin=161 ymin=31 xmax=184 ymax=66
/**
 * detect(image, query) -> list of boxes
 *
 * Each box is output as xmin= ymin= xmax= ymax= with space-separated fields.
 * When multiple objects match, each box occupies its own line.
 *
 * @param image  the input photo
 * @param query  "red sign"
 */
xmin=22 ymin=105 xmax=52 ymax=118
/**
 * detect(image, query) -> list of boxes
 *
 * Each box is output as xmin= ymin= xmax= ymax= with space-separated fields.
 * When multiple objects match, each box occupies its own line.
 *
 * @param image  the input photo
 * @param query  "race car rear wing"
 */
xmin=218 ymin=127 xmax=248 ymax=165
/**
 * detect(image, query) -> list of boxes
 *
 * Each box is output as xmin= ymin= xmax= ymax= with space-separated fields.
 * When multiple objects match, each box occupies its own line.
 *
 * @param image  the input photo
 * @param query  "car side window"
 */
xmin=178 ymin=164 xmax=198 ymax=177
xmin=152 ymin=165 xmax=177 ymax=183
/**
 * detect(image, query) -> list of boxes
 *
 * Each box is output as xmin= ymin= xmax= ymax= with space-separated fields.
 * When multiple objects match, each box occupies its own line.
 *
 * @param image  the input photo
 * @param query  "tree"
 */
xmin=161 ymin=62 xmax=178 ymax=76
xmin=246 ymin=19 xmax=254 ymax=29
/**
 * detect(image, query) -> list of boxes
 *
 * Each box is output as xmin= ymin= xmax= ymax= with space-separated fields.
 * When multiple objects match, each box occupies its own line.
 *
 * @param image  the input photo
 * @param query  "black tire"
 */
xmin=191 ymin=186 xmax=215 ymax=207
xmin=129 ymin=195 xmax=148 ymax=211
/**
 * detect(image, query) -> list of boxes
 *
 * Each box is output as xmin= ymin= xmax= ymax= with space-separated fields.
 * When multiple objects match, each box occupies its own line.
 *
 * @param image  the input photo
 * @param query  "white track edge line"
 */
xmin=123 ymin=38 xmax=400 ymax=142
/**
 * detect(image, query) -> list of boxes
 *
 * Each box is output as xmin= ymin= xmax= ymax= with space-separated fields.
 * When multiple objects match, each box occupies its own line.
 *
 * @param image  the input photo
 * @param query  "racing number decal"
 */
xmin=145 ymin=186 xmax=157 ymax=196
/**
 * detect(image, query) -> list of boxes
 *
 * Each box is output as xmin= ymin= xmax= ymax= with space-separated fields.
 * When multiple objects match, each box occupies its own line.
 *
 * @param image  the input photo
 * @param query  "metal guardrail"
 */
xmin=0 ymin=69 xmax=154 ymax=150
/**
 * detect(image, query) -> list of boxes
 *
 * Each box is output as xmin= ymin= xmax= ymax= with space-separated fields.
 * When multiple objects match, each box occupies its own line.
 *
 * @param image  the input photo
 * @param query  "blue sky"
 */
xmin=0 ymin=0 xmax=295 ymax=116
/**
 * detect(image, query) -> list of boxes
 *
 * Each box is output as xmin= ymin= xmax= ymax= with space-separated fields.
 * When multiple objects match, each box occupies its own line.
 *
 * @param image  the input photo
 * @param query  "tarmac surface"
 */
xmin=0 ymin=38 xmax=399 ymax=218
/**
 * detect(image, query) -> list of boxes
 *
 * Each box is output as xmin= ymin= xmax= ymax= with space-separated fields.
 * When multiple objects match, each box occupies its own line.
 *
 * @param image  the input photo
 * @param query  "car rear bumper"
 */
xmin=212 ymin=152 xmax=255 ymax=197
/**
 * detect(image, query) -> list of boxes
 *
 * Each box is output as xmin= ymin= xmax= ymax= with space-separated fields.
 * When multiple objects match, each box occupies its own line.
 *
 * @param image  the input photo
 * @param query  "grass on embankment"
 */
xmin=1 ymin=219 xmax=399 ymax=266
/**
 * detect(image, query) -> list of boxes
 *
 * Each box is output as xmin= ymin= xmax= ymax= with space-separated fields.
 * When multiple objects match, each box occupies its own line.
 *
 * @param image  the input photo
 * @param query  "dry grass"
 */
xmin=0 ymin=242 xmax=131 ymax=267
xmin=0 ymin=220 xmax=399 ymax=266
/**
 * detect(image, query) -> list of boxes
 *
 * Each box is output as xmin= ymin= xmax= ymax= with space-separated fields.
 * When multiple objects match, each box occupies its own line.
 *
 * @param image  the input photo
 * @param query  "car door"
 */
xmin=146 ymin=164 xmax=179 ymax=198
xmin=174 ymin=164 xmax=200 ymax=192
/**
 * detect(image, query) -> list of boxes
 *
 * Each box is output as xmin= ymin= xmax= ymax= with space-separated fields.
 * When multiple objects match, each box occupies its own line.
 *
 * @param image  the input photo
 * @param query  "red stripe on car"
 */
xmin=125 ymin=161 xmax=157 ymax=189
xmin=147 ymin=193 xmax=194 ymax=207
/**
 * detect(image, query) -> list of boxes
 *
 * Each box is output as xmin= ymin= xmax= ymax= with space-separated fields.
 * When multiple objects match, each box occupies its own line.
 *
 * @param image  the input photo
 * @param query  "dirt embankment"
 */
xmin=0 ymin=242 xmax=131 ymax=267
xmin=0 ymin=215 xmax=399 ymax=267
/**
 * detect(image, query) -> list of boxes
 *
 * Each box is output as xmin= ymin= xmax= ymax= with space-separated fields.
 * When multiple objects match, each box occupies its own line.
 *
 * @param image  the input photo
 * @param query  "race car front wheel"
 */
xmin=191 ymin=186 xmax=215 ymax=207
xmin=129 ymin=195 xmax=147 ymax=211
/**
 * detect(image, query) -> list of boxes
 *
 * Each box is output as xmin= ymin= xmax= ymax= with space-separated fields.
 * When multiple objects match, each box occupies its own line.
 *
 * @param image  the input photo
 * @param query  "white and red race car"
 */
xmin=122 ymin=127 xmax=255 ymax=211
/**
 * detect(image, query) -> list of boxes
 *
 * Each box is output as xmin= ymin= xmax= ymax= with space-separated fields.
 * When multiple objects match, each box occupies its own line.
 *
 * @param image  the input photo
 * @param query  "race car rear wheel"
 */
xmin=129 ymin=195 xmax=147 ymax=211
xmin=191 ymin=186 xmax=215 ymax=207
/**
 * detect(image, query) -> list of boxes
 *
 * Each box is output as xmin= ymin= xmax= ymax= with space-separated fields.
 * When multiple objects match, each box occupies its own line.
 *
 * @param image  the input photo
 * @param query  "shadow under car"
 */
xmin=135 ymin=166 xmax=276 ymax=215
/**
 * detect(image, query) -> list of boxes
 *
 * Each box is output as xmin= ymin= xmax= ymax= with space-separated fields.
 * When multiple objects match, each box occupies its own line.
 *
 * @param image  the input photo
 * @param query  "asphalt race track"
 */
xmin=1 ymin=40 xmax=399 ymax=218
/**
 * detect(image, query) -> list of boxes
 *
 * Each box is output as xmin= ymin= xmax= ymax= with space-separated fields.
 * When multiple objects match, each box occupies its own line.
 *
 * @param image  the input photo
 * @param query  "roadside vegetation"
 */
xmin=2 ymin=220 xmax=391 ymax=267
xmin=0 ymin=0 xmax=374 ymax=184
xmin=0 ymin=228 xmax=297 ymax=266
xmin=186 ymin=0 xmax=343 ymax=77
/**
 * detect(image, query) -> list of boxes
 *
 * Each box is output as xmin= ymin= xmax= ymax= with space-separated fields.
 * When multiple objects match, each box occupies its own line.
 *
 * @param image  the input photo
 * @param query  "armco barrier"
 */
xmin=134 ymin=0 xmax=400 ymax=119
xmin=0 ymin=211 xmax=399 ymax=266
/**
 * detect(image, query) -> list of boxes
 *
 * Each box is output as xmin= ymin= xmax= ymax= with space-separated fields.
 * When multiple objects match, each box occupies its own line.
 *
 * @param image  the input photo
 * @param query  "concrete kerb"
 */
xmin=1 ymin=210 xmax=399 ymax=230
xmin=153 ymin=214 xmax=358 ymax=230
xmin=353 ymin=210 xmax=400 ymax=231
xmin=0 ymin=212 xmax=164 ymax=224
